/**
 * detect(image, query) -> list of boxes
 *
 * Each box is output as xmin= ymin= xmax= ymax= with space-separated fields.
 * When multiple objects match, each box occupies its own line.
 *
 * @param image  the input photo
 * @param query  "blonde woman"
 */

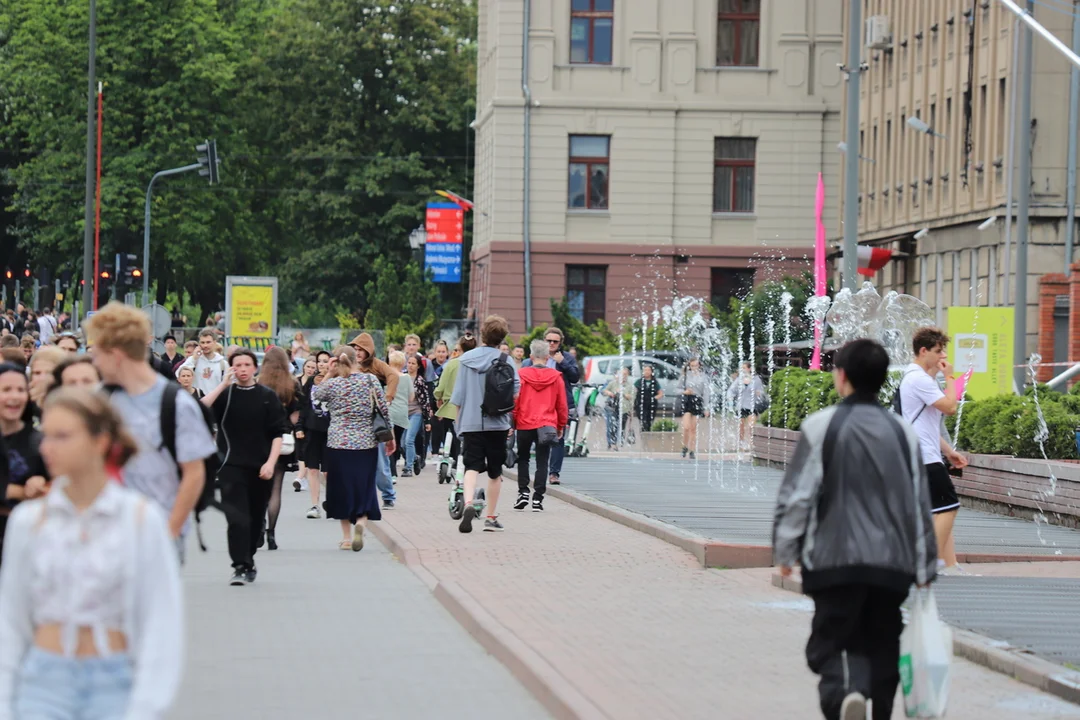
xmin=28 ymin=346 xmax=66 ymax=418
xmin=312 ymin=346 xmax=395 ymax=551
xmin=0 ymin=389 xmax=183 ymax=718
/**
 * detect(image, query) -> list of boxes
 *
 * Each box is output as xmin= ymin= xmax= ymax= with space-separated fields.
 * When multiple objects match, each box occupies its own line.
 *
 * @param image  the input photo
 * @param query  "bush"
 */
xmin=650 ymin=418 xmax=679 ymax=432
xmin=763 ymin=367 xmax=1080 ymax=460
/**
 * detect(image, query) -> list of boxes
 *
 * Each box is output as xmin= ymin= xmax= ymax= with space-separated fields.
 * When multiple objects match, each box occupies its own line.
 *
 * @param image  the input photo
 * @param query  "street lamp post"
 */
xmin=80 ymin=0 xmax=98 ymax=318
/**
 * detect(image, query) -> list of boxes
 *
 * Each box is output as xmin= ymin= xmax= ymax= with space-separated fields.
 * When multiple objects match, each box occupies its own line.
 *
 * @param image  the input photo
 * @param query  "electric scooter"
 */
xmin=437 ymin=432 xmax=454 ymax=484
xmin=569 ymin=385 xmax=602 ymax=457
xmin=448 ymin=453 xmax=485 ymax=521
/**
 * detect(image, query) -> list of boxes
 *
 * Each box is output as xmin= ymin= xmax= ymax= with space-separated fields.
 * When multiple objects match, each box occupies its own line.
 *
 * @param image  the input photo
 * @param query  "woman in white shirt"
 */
xmin=0 ymin=388 xmax=183 ymax=720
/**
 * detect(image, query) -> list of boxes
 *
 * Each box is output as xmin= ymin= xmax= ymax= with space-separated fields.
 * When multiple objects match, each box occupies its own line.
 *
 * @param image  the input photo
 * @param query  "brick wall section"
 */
xmin=1070 ymin=263 xmax=1080 ymax=367
xmin=1039 ymin=273 xmax=1068 ymax=382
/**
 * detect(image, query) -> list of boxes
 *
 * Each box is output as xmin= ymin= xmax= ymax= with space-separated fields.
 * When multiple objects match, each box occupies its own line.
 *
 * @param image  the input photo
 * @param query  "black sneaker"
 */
xmin=384 ymin=499 xmax=395 ymax=509
xmin=459 ymin=504 xmax=477 ymax=533
xmin=483 ymin=516 xmax=504 ymax=532
xmin=681 ymin=447 xmax=688 ymax=458
xmin=532 ymin=497 xmax=544 ymax=512
xmin=401 ymin=469 xmax=413 ymax=478
xmin=689 ymin=451 xmax=696 ymax=460
xmin=292 ymin=479 xmax=302 ymax=492
xmin=513 ymin=492 xmax=529 ymax=510
xmin=245 ymin=567 xmax=257 ymax=584
xmin=414 ymin=460 xmax=422 ymax=475
xmin=229 ymin=569 xmax=246 ymax=586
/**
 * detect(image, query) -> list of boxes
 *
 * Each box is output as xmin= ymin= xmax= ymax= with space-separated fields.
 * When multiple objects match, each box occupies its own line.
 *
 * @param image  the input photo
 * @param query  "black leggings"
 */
xmin=267 ymin=464 xmax=286 ymax=533
xmin=432 ymin=417 xmax=460 ymax=458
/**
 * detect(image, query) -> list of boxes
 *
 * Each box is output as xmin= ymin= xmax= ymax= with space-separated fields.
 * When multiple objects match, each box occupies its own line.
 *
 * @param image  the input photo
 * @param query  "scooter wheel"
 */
xmin=449 ymin=495 xmax=465 ymax=520
xmin=438 ymin=464 xmax=448 ymax=484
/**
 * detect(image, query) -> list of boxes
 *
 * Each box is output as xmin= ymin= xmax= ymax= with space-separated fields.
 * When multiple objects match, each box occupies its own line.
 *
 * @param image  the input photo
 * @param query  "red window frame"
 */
xmin=717 ymin=0 xmax=760 ymax=67
xmin=713 ymin=138 xmax=756 ymax=213
xmin=570 ymin=0 xmax=614 ymax=65
xmin=569 ymin=135 xmax=610 ymax=210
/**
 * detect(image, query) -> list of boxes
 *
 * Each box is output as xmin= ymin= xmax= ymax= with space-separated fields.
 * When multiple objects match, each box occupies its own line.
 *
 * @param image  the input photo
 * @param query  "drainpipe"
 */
xmin=521 ymin=0 xmax=534 ymax=329
xmin=1003 ymin=14 xmax=1020 ymax=303
xmin=1066 ymin=0 xmax=1080 ymax=275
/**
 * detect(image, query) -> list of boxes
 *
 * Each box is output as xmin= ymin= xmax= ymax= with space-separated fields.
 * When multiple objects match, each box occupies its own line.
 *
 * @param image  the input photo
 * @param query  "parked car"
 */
xmin=581 ymin=355 xmax=684 ymax=414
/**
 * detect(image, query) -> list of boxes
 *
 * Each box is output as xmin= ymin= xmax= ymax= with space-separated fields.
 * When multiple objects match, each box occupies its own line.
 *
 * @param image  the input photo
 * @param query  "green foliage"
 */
xmin=0 ymin=0 xmax=476 ymax=316
xmin=362 ymin=257 xmax=440 ymax=345
xmin=283 ymin=301 xmax=349 ymax=329
xmin=526 ymin=299 xmax=620 ymax=359
xmin=650 ymin=418 xmax=679 ymax=433
xmin=759 ymin=367 xmax=839 ymax=431
xmin=714 ymin=274 xmax=816 ymax=357
xmin=763 ymin=369 xmax=1080 ymax=459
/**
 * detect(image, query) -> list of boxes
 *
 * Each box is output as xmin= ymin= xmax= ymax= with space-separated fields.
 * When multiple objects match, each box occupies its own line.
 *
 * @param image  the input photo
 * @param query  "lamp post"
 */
xmin=80 ymin=0 xmax=98 ymax=318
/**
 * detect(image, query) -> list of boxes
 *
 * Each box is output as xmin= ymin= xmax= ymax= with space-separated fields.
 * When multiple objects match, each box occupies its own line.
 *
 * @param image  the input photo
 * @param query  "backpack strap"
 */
xmin=899 ymin=368 xmax=928 ymax=423
xmin=160 ymin=382 xmax=180 ymax=466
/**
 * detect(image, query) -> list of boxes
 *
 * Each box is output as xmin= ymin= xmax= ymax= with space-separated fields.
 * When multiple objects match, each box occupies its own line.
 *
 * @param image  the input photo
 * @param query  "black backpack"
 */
xmin=481 ymin=352 xmax=516 ymax=417
xmin=159 ymin=382 xmax=221 ymax=513
xmin=890 ymin=368 xmax=926 ymax=423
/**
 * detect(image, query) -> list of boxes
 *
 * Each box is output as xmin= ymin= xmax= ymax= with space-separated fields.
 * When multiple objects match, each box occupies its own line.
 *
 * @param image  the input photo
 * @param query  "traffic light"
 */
xmin=4 ymin=270 xmax=11 ymax=280
xmin=115 ymin=253 xmax=139 ymax=288
xmin=97 ymin=264 xmax=114 ymax=307
xmin=23 ymin=268 xmax=30 ymax=278
xmin=195 ymin=139 xmax=219 ymax=185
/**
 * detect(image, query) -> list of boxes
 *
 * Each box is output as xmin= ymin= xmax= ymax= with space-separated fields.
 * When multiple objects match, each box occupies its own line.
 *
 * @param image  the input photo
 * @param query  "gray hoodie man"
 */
xmin=451 ymin=345 xmax=520 ymax=433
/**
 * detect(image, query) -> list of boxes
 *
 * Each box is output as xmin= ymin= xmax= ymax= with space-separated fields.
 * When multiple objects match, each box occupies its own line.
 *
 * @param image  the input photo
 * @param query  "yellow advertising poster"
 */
xmin=228 ymin=282 xmax=276 ymax=338
xmin=946 ymin=307 xmax=1014 ymax=399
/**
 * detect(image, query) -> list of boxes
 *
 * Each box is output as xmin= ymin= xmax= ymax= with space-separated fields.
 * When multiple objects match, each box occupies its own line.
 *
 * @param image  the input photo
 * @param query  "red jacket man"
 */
xmin=513 ymin=346 xmax=569 ymax=511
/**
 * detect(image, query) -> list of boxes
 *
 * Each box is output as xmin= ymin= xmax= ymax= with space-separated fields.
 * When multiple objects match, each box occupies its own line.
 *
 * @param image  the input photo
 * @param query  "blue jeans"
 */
xmin=15 ymin=647 xmax=133 ymax=719
xmin=404 ymin=414 xmax=424 ymax=470
xmin=375 ymin=442 xmax=396 ymax=503
xmin=548 ymin=438 xmax=564 ymax=477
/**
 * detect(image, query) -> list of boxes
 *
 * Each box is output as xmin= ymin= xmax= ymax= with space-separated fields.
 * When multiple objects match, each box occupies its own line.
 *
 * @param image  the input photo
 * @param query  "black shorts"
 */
xmin=926 ymin=462 xmax=960 ymax=514
xmin=682 ymin=395 xmax=704 ymax=417
xmin=462 ymin=430 xmax=508 ymax=480
xmin=303 ymin=430 xmax=328 ymax=471
xmin=739 ymin=408 xmax=754 ymax=418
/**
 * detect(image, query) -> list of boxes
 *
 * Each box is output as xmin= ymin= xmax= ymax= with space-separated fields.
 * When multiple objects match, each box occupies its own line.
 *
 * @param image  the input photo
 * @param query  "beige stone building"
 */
xmin=846 ymin=0 xmax=1080 ymax=360
xmin=470 ymin=0 xmax=845 ymax=334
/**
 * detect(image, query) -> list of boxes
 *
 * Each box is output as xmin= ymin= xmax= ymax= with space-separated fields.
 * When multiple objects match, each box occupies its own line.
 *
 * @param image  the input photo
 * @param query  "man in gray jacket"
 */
xmin=451 ymin=314 xmax=520 ymax=533
xmin=773 ymin=339 xmax=937 ymax=720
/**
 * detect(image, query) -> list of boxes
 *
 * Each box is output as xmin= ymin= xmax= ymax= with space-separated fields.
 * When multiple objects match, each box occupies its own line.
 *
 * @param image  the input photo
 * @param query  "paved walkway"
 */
xmin=372 ymin=465 xmax=1080 ymax=719
xmin=553 ymin=457 xmax=1080 ymax=669
xmin=168 ymin=494 xmax=549 ymax=720
xmin=558 ymin=457 xmax=1080 ymax=555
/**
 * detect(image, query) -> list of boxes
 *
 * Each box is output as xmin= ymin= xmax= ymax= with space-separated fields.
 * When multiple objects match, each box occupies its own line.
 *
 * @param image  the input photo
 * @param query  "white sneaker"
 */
xmin=306 ymin=506 xmax=321 ymax=519
xmin=840 ymin=692 xmax=867 ymax=720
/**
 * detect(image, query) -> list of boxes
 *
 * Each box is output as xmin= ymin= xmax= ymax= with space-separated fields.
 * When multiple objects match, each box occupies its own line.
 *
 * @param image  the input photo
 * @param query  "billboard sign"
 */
xmin=424 ymin=202 xmax=463 ymax=283
xmin=946 ymin=307 xmax=1014 ymax=399
xmin=226 ymin=276 xmax=278 ymax=340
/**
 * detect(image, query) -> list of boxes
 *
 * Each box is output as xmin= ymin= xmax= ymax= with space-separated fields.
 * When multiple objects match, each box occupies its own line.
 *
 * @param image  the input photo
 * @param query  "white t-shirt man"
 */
xmin=180 ymin=351 xmax=228 ymax=395
xmin=37 ymin=313 xmax=57 ymax=340
xmin=899 ymin=363 xmax=945 ymax=465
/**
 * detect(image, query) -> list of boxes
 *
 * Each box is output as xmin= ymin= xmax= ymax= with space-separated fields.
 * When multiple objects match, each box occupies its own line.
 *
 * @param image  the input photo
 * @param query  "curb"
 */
xmin=770 ymin=572 xmax=1080 ymax=706
xmin=367 ymin=518 xmax=611 ymax=720
xmin=504 ymin=470 xmax=772 ymax=569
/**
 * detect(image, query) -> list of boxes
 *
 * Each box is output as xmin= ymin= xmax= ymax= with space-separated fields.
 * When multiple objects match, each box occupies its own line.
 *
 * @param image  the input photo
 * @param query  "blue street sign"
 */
xmin=424 ymin=243 xmax=462 ymax=283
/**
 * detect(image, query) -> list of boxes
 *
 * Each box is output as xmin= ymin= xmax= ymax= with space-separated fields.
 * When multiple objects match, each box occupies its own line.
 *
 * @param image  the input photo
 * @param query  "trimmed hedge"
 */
xmin=651 ymin=418 xmax=679 ymax=433
xmin=761 ymin=367 xmax=1080 ymax=460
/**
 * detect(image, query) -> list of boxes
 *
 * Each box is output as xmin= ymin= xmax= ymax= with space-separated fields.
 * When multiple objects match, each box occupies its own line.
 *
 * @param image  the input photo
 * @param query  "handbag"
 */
xmin=537 ymin=425 xmax=558 ymax=446
xmin=280 ymin=432 xmax=295 ymax=455
xmin=369 ymin=386 xmax=395 ymax=444
xmin=505 ymin=431 xmax=517 ymax=468
xmin=752 ymin=391 xmax=770 ymax=416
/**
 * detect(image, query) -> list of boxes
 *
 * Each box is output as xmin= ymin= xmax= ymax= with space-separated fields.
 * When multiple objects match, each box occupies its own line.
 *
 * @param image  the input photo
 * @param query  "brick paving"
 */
xmin=376 ymin=466 xmax=1080 ymax=719
xmin=168 ymin=497 xmax=549 ymax=720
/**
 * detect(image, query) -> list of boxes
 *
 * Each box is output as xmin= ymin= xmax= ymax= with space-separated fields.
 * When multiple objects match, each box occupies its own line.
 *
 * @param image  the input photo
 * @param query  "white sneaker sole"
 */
xmin=840 ymin=692 xmax=866 ymax=720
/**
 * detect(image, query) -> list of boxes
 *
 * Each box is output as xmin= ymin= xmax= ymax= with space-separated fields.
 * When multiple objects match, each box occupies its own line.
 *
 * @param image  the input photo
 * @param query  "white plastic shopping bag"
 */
xmin=899 ymin=588 xmax=953 ymax=718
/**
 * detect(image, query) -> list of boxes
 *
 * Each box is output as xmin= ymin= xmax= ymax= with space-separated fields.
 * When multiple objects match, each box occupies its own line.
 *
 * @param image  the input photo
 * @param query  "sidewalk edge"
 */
xmin=769 ymin=571 xmax=1080 ymax=706
xmin=368 ymin=518 xmax=611 ymax=720
xmin=517 ymin=474 xmax=772 ymax=568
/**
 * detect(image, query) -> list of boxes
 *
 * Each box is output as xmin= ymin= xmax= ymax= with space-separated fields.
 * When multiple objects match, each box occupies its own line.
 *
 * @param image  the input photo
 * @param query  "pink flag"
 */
xmin=810 ymin=173 xmax=826 ymax=371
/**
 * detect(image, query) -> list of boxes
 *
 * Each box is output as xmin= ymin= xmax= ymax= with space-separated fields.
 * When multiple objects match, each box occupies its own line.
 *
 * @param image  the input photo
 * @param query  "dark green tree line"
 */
xmin=0 ymin=0 xmax=476 ymax=319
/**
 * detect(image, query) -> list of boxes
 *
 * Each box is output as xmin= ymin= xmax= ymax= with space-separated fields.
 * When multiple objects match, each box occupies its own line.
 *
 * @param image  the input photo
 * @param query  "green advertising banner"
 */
xmin=946 ymin=307 xmax=1014 ymax=399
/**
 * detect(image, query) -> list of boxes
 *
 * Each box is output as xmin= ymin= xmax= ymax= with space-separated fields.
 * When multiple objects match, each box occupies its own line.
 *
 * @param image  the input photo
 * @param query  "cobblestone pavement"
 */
xmin=374 ymin=465 xmax=1080 ymax=719
xmin=168 ymin=488 xmax=549 ymax=720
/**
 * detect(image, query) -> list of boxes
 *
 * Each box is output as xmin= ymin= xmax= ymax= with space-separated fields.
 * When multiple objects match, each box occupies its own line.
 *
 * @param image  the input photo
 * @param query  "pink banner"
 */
xmin=810 ymin=173 xmax=826 ymax=371
xmin=955 ymin=369 xmax=973 ymax=401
